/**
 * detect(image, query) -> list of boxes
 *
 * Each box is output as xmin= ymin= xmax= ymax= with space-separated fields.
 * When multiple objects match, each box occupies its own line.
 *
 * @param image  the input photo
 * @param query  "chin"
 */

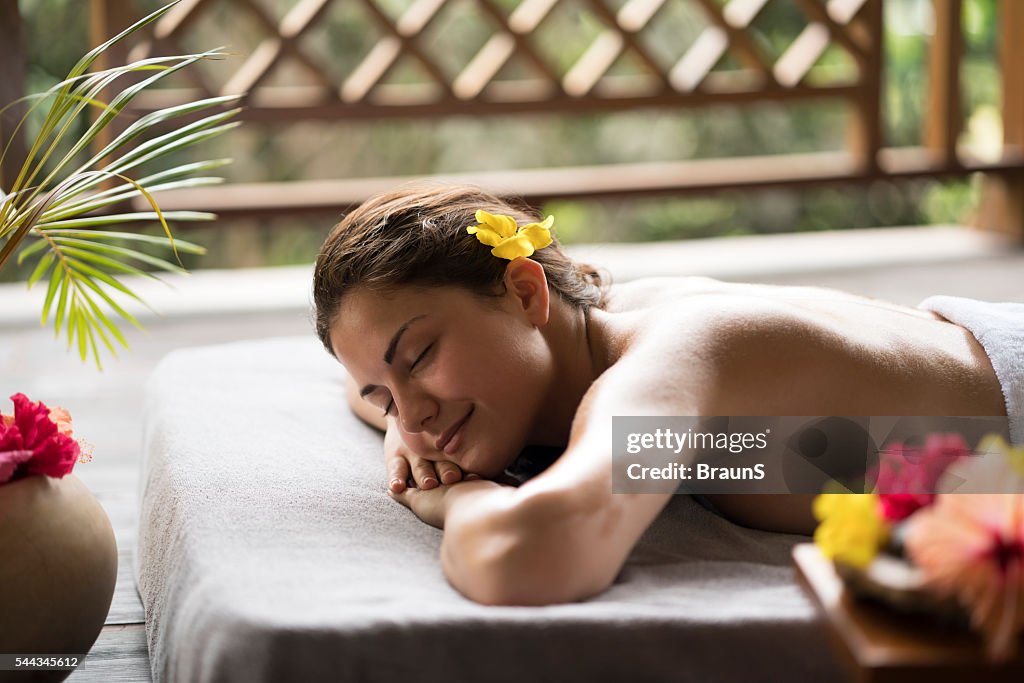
xmin=466 ymin=455 xmax=513 ymax=480
xmin=464 ymin=445 xmax=522 ymax=480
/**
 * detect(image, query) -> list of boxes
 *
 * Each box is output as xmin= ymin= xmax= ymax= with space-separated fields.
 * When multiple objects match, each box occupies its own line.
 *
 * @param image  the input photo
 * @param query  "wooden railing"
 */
xmin=3 ymin=0 xmax=1023 ymax=237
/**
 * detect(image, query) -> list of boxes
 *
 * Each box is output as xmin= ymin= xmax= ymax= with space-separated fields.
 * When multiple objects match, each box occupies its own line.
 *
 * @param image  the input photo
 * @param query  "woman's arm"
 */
xmin=387 ymin=353 xmax=680 ymax=605
xmin=438 ymin=438 xmax=674 ymax=605
xmin=436 ymin=341 xmax=722 ymax=605
xmin=433 ymin=302 xmax=816 ymax=605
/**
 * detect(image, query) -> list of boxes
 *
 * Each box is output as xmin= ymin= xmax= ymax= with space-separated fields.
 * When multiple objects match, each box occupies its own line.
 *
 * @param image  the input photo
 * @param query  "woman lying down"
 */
xmin=312 ymin=184 xmax=1018 ymax=606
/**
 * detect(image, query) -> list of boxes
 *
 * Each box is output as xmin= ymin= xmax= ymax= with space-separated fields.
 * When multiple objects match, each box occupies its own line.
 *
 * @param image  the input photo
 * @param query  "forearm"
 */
xmin=440 ymin=480 xmax=615 ymax=605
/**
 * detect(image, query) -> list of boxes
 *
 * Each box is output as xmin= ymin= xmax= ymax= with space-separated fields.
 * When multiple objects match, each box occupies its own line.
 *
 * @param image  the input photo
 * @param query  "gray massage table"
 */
xmin=135 ymin=336 xmax=842 ymax=682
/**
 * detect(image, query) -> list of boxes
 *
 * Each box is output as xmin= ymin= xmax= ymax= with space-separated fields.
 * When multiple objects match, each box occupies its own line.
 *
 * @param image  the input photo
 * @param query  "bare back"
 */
xmin=584 ymin=276 xmax=1007 ymax=533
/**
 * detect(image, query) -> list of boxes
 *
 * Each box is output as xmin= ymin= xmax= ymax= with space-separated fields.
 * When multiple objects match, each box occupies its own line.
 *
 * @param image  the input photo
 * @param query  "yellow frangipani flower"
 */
xmin=467 ymin=210 xmax=554 ymax=260
xmin=812 ymin=493 xmax=889 ymax=569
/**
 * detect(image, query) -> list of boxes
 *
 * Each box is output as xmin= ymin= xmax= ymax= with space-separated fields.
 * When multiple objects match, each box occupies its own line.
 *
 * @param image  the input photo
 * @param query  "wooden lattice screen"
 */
xmin=66 ymin=0 xmax=1024 ymax=231
xmin=121 ymin=0 xmax=874 ymax=111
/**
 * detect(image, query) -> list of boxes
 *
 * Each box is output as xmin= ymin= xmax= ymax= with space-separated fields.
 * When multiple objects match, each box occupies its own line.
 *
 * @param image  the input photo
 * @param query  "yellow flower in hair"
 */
xmin=467 ymin=210 xmax=554 ymax=260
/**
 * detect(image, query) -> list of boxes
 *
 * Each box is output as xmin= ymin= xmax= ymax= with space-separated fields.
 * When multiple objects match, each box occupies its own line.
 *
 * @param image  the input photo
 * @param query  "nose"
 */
xmin=395 ymin=388 xmax=437 ymax=435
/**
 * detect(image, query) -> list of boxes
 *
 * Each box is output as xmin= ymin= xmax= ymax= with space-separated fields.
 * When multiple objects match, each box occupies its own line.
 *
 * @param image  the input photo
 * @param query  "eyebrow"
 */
xmin=358 ymin=314 xmax=427 ymax=399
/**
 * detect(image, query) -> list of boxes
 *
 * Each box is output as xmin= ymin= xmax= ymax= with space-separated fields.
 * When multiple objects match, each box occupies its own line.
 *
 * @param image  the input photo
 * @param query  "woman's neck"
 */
xmin=527 ymin=298 xmax=613 ymax=448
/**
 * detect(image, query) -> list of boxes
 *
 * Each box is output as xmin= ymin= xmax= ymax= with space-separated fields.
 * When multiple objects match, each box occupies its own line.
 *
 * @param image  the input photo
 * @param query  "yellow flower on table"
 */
xmin=467 ymin=210 xmax=554 ymax=260
xmin=812 ymin=493 xmax=889 ymax=569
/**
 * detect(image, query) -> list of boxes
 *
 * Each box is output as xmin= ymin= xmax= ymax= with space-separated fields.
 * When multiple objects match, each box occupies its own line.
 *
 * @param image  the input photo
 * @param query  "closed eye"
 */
xmin=411 ymin=343 xmax=433 ymax=371
xmin=382 ymin=343 xmax=434 ymax=416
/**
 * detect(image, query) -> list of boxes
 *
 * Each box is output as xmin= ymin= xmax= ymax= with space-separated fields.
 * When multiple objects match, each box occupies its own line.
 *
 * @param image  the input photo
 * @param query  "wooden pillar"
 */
xmin=848 ymin=0 xmax=883 ymax=175
xmin=88 ymin=0 xmax=137 ymax=190
xmin=0 ymin=0 xmax=27 ymax=193
xmin=89 ymin=0 xmax=130 ymax=159
xmin=974 ymin=0 xmax=1024 ymax=240
xmin=925 ymin=0 xmax=962 ymax=167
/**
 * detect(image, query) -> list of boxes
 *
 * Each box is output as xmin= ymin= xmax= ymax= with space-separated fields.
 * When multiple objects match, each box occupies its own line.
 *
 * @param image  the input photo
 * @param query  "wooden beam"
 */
xmin=847 ymin=0 xmax=882 ymax=173
xmin=564 ymin=32 xmax=624 ymax=97
xmin=670 ymin=27 xmax=728 ymax=92
xmin=88 ymin=0 xmax=136 ymax=190
xmin=774 ymin=22 xmax=831 ymax=88
xmin=130 ymin=80 xmax=864 ymax=120
xmin=482 ymin=0 xmax=563 ymax=89
xmin=453 ymin=34 xmax=516 ymax=100
xmin=126 ymin=146 xmax=1024 ymax=219
xmin=580 ymin=0 xmax=671 ymax=91
xmin=1002 ymin=0 xmax=1024 ymax=147
xmin=975 ymin=0 xmax=1024 ymax=240
xmin=925 ymin=0 xmax=963 ymax=166
xmin=0 ymin=0 xmax=26 ymax=193
xmin=357 ymin=0 xmax=454 ymax=97
xmin=692 ymin=0 xmax=773 ymax=85
xmin=794 ymin=0 xmax=868 ymax=68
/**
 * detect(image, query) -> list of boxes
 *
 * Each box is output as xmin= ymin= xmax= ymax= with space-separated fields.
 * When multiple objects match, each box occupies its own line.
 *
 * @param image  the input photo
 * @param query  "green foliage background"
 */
xmin=4 ymin=0 xmax=1002 ymax=279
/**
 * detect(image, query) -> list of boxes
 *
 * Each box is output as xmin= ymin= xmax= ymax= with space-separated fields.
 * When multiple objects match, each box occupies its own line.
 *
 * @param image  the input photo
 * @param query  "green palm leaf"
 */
xmin=0 ymin=0 xmax=241 ymax=368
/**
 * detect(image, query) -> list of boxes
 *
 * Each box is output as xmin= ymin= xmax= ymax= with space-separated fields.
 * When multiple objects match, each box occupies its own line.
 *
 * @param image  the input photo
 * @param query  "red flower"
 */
xmin=874 ymin=434 xmax=969 ymax=521
xmin=0 ymin=393 xmax=79 ymax=484
xmin=879 ymin=493 xmax=932 ymax=521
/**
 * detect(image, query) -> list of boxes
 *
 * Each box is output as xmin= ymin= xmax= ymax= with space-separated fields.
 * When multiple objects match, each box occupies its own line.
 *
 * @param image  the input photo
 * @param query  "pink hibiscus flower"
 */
xmin=0 ymin=393 xmax=80 ymax=485
xmin=905 ymin=494 xmax=1024 ymax=662
xmin=874 ymin=434 xmax=969 ymax=521
xmin=48 ymin=406 xmax=74 ymax=437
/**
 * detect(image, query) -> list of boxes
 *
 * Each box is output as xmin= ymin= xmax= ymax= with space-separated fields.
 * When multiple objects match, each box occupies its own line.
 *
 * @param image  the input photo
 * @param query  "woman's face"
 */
xmin=330 ymin=282 xmax=553 ymax=477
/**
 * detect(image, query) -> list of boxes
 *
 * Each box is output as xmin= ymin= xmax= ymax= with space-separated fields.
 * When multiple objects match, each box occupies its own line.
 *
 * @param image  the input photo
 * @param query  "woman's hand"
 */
xmin=383 ymin=417 xmax=465 ymax=493
xmin=389 ymin=476 xmax=501 ymax=529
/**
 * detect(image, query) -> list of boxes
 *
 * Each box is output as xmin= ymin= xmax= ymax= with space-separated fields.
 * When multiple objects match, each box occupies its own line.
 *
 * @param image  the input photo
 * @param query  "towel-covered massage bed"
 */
xmin=135 ymin=336 xmax=842 ymax=682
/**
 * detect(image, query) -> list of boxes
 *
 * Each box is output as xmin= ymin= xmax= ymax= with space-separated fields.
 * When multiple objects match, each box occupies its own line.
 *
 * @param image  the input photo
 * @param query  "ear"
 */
xmin=502 ymin=258 xmax=550 ymax=326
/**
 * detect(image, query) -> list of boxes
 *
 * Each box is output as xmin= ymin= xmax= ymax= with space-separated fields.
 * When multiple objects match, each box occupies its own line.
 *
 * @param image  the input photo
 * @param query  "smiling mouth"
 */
xmin=437 ymin=407 xmax=473 ymax=452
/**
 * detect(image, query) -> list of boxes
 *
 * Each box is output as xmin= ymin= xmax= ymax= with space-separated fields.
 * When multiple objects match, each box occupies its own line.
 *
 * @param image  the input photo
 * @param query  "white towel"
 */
xmin=918 ymin=295 xmax=1024 ymax=445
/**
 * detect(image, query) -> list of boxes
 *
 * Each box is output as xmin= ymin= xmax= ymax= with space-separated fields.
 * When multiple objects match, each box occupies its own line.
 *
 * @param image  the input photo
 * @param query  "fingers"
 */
xmin=410 ymin=456 xmax=439 ymax=490
xmin=384 ymin=452 xmax=410 ymax=493
xmin=387 ymin=487 xmax=412 ymax=510
xmin=434 ymin=460 xmax=462 ymax=485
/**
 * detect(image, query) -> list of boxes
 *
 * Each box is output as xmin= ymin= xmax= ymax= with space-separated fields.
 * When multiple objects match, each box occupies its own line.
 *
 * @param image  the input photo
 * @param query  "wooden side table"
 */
xmin=792 ymin=543 xmax=1024 ymax=683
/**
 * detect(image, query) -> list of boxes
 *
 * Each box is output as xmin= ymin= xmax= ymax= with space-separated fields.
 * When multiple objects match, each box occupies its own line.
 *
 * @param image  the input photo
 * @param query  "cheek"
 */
xmin=477 ymin=336 xmax=553 ymax=417
xmin=433 ymin=339 xmax=544 ymax=399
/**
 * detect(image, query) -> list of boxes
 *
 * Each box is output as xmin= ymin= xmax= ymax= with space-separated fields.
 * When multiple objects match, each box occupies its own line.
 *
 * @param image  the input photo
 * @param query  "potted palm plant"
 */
xmin=1 ymin=2 xmax=238 ymax=366
xmin=0 ymin=1 xmax=239 ymax=673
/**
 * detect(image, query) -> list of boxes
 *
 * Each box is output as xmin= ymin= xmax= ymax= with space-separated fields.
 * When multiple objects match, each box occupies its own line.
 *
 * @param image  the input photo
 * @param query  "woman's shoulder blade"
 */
xmin=586 ymin=289 xmax=855 ymax=421
xmin=595 ymin=280 xmax=1005 ymax=418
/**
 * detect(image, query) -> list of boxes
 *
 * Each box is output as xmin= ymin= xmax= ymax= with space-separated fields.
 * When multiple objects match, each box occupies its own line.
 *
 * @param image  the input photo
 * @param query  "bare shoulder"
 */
xmin=596 ymin=277 xmax=1000 ymax=416
xmin=603 ymin=276 xmax=727 ymax=313
xmin=597 ymin=291 xmax=832 ymax=410
xmin=572 ymin=298 xmax=840 ymax=536
xmin=554 ymin=284 xmax=1005 ymax=536
xmin=526 ymin=299 xmax=823 ymax=540
xmin=544 ymin=294 xmax=820 ymax=483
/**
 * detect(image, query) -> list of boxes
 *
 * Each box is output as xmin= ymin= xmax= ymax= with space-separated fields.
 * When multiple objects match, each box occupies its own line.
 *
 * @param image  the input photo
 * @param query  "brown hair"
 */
xmin=313 ymin=184 xmax=609 ymax=355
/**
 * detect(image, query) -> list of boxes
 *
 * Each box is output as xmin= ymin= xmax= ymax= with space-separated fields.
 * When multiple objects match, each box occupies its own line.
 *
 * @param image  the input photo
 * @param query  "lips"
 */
xmin=436 ymin=407 xmax=473 ymax=452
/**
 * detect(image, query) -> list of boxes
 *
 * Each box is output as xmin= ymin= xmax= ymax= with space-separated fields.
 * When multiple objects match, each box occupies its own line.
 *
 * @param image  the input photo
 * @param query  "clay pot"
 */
xmin=0 ymin=474 xmax=118 ymax=682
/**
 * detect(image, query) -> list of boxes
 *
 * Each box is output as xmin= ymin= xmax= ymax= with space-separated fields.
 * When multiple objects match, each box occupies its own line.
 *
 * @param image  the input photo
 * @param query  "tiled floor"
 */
xmin=1 ymin=226 xmax=1021 ymax=681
